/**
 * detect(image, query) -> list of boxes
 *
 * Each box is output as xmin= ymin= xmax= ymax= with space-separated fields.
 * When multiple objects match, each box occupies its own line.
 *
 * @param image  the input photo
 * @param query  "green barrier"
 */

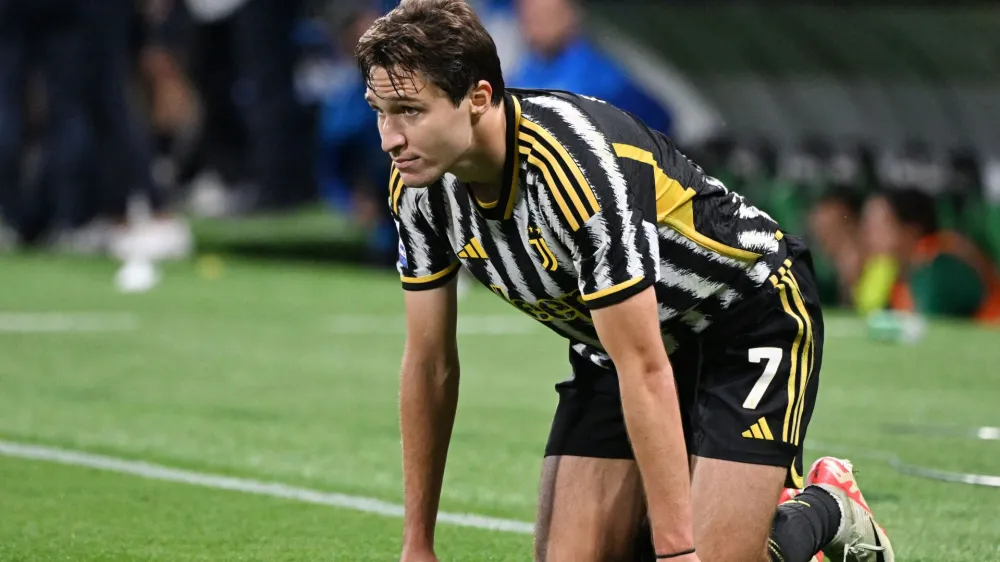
xmin=809 ymin=249 xmax=844 ymax=306
xmin=936 ymin=198 xmax=962 ymax=232
xmin=985 ymin=205 xmax=1000 ymax=263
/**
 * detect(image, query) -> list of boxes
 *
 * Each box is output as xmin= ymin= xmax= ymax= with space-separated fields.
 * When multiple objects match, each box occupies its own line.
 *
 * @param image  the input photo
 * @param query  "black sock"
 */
xmin=768 ymin=486 xmax=843 ymax=562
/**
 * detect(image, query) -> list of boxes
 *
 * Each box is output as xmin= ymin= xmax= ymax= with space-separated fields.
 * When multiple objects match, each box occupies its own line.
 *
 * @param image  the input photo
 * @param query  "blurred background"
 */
xmin=2 ymin=0 xmax=1000 ymax=324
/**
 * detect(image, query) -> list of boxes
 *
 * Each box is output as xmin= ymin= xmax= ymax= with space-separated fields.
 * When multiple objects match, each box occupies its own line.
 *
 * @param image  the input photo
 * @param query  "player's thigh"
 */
xmin=691 ymin=253 xmax=825 ymax=490
xmin=535 ymin=455 xmax=645 ymax=562
xmin=689 ymin=456 xmax=785 ymax=562
xmin=538 ymin=351 xmax=649 ymax=562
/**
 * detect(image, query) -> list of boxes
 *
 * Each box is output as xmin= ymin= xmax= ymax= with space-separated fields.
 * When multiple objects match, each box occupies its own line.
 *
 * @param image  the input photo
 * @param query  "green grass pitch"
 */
xmin=1 ymin=252 xmax=998 ymax=561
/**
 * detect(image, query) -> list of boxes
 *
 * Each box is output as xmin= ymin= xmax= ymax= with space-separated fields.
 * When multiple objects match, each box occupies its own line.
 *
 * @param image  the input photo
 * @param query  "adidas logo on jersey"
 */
xmin=742 ymin=417 xmax=775 ymax=441
xmin=458 ymin=238 xmax=489 ymax=259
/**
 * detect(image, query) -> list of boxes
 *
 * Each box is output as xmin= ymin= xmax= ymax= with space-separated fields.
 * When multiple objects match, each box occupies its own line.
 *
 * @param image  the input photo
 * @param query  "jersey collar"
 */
xmin=471 ymin=92 xmax=522 ymax=220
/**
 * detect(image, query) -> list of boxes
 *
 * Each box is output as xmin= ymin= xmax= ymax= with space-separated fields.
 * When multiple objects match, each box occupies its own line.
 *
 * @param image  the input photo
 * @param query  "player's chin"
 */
xmin=398 ymin=167 xmax=440 ymax=188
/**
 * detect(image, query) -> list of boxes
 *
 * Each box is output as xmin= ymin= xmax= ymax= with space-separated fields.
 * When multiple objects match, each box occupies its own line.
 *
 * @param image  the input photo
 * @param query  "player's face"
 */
xmin=365 ymin=67 xmax=473 ymax=187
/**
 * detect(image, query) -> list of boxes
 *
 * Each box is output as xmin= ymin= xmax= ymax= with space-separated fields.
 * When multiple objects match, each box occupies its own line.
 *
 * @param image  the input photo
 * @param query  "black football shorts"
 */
xmin=544 ymin=244 xmax=824 ymax=489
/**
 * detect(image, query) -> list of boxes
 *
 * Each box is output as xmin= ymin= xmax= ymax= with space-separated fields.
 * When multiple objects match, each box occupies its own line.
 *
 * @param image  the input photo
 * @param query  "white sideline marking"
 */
xmin=330 ymin=314 xmax=537 ymax=335
xmin=0 ymin=312 xmax=137 ymax=333
xmin=0 ymin=440 xmax=535 ymax=534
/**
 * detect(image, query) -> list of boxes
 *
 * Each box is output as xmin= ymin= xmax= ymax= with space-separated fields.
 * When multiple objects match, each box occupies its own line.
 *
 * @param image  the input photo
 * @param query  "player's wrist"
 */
xmin=401 ymin=524 xmax=436 ymax=553
xmin=654 ymin=547 xmax=696 ymax=559
xmin=401 ymin=539 xmax=435 ymax=559
xmin=651 ymin=525 xmax=695 ymax=559
xmin=400 ymin=540 xmax=438 ymax=562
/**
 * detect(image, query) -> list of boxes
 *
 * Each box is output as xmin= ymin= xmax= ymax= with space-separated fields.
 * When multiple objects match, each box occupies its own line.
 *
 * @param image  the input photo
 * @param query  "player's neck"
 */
xmin=450 ymin=102 xmax=507 ymax=204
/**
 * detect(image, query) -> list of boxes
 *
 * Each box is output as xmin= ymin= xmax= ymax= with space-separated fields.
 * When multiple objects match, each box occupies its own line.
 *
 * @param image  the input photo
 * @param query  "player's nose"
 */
xmin=379 ymin=124 xmax=405 ymax=154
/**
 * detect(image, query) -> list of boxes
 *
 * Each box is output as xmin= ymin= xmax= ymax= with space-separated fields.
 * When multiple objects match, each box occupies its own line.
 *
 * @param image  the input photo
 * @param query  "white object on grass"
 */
xmin=115 ymin=260 xmax=161 ymax=294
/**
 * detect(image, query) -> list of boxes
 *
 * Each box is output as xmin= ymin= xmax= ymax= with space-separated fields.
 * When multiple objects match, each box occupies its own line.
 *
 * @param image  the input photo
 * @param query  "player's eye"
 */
xmin=401 ymin=106 xmax=421 ymax=116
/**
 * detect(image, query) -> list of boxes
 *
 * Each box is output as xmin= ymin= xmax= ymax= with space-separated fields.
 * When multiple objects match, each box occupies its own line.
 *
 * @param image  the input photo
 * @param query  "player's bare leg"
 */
xmin=534 ymin=456 xmax=645 ymax=562
xmin=688 ymin=456 xmax=786 ymax=562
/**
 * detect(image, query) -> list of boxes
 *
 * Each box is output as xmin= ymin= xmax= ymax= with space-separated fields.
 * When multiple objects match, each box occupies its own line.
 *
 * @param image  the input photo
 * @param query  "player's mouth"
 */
xmin=394 ymin=156 xmax=420 ymax=170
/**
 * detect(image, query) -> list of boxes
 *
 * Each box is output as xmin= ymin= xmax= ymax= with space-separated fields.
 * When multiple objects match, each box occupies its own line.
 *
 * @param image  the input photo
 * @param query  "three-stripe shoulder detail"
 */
xmin=517 ymin=119 xmax=600 ymax=231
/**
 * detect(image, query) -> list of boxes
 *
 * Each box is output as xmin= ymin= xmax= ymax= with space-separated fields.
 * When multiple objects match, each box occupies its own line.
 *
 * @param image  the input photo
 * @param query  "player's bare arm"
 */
xmin=399 ymin=277 xmax=461 ymax=561
xmin=590 ymin=286 xmax=699 ymax=562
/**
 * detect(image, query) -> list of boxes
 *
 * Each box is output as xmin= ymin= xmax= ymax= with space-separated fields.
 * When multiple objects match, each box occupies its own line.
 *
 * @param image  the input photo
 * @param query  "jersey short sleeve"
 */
xmin=388 ymin=168 xmax=460 ymax=291
xmin=520 ymin=97 xmax=658 ymax=309
xmin=573 ymin=205 xmax=658 ymax=310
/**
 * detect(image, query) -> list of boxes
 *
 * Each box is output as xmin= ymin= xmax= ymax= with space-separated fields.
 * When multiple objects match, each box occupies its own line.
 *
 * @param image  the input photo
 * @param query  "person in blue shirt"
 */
xmin=316 ymin=4 xmax=396 ymax=263
xmin=510 ymin=0 xmax=673 ymax=136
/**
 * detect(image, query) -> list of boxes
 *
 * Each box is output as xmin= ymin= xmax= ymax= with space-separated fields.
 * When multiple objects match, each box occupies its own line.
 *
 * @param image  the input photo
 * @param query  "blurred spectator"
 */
xmin=314 ymin=1 xmax=395 ymax=262
xmin=0 ymin=0 xmax=89 ymax=247
xmin=846 ymin=188 xmax=1000 ymax=323
xmin=81 ymin=0 xmax=193 ymax=260
xmin=184 ymin=0 xmax=313 ymax=215
xmin=510 ymin=0 xmax=672 ymax=136
xmin=469 ymin=0 xmax=526 ymax=76
xmin=808 ymin=188 xmax=866 ymax=307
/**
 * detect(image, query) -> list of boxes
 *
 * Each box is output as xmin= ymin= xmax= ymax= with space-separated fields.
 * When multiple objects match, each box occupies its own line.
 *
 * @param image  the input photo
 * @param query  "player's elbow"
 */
xmin=614 ymin=341 xmax=673 ymax=382
xmin=620 ymin=359 xmax=676 ymax=397
xmin=401 ymin=345 xmax=460 ymax=386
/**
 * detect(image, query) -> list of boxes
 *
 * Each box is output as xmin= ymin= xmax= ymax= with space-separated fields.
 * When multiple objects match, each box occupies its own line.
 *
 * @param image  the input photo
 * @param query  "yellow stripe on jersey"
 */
xmin=520 ymin=119 xmax=600 ymax=214
xmin=389 ymin=166 xmax=404 ymax=214
xmin=400 ymin=261 xmax=460 ymax=284
xmin=611 ymin=144 xmax=693 ymax=217
xmin=580 ymin=275 xmax=645 ymax=302
xmin=474 ymin=196 xmax=499 ymax=209
xmin=519 ymin=133 xmax=594 ymax=228
xmin=772 ymin=276 xmax=805 ymax=444
xmin=789 ymin=459 xmax=804 ymax=490
xmin=519 ymin=146 xmax=580 ymax=231
xmin=664 ymin=201 xmax=762 ymax=262
xmin=612 ymin=143 xmax=761 ymax=262
xmin=504 ymin=96 xmax=524 ymax=219
xmin=785 ymin=271 xmax=814 ymax=446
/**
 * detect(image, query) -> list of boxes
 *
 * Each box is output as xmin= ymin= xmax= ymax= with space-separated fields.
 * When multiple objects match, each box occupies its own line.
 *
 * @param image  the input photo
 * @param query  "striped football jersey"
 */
xmin=389 ymin=88 xmax=789 ymax=366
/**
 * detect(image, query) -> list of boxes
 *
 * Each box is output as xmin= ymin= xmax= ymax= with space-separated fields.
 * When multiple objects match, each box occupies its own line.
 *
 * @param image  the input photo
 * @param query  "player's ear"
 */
xmin=468 ymin=80 xmax=493 ymax=117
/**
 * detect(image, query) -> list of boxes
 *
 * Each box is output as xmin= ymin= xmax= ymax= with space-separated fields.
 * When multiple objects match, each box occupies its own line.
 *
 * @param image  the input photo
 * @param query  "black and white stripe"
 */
xmin=522 ymin=96 xmax=646 ymax=294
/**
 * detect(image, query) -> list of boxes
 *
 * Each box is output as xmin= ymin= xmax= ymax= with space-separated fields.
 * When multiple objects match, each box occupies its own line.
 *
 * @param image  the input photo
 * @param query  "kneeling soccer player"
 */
xmin=356 ymin=2 xmax=894 ymax=561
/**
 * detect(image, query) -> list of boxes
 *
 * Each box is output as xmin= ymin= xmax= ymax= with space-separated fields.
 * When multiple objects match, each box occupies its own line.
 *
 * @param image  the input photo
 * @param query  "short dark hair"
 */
xmin=355 ymin=0 xmax=505 ymax=107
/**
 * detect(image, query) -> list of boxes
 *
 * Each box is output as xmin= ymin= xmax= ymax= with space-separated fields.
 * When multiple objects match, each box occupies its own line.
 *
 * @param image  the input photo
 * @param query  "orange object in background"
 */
xmin=890 ymin=231 xmax=1000 ymax=325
